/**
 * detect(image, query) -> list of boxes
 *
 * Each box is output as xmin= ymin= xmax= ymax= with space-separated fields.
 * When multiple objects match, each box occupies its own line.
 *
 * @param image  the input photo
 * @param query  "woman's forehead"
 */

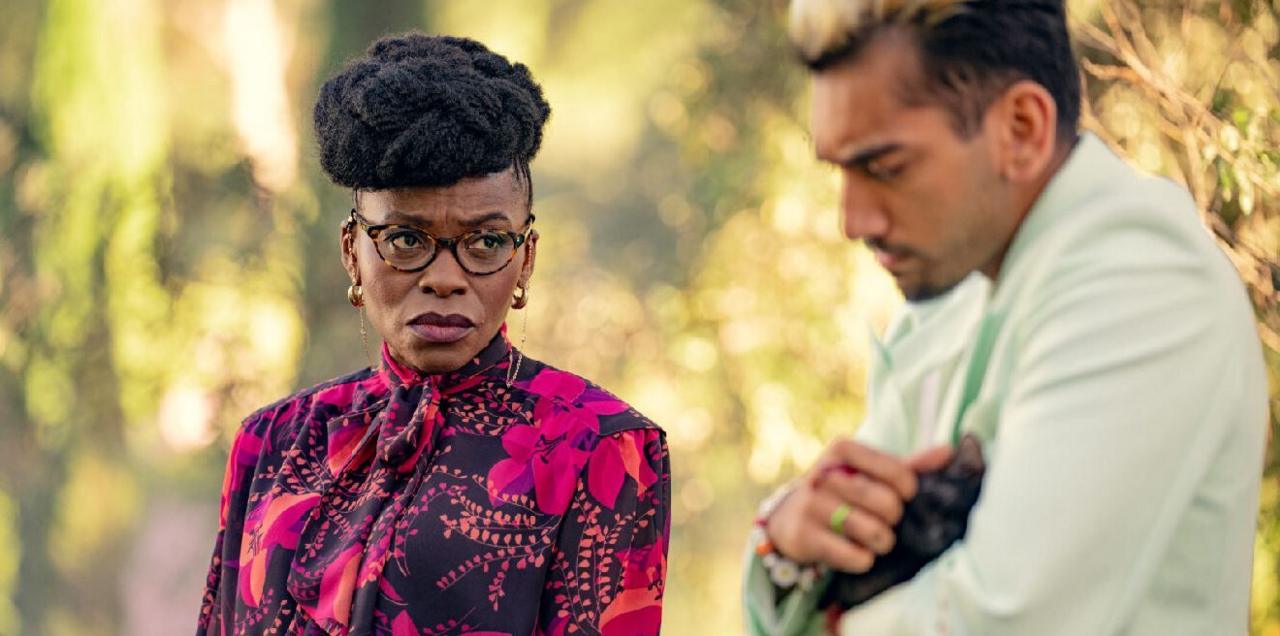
xmin=358 ymin=171 xmax=527 ymax=226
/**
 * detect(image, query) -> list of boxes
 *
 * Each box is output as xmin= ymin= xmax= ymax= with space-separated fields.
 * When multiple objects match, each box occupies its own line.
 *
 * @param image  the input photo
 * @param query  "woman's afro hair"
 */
xmin=313 ymin=33 xmax=551 ymax=191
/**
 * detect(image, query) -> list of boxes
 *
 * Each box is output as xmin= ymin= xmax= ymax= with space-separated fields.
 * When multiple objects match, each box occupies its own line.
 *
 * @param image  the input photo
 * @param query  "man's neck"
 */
xmin=979 ymin=137 xmax=1079 ymax=281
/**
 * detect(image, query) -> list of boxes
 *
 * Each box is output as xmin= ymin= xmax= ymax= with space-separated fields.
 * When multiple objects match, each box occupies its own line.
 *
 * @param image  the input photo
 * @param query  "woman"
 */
xmin=198 ymin=33 xmax=670 ymax=636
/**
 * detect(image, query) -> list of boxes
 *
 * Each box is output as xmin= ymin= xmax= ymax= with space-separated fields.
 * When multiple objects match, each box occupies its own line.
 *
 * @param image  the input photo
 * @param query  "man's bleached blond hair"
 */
xmin=785 ymin=0 xmax=1082 ymax=139
xmin=789 ymin=0 xmax=968 ymax=66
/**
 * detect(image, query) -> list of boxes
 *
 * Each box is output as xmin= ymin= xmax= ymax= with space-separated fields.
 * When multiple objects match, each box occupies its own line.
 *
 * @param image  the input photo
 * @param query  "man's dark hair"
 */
xmin=314 ymin=33 xmax=551 ymax=205
xmin=790 ymin=0 xmax=1080 ymax=140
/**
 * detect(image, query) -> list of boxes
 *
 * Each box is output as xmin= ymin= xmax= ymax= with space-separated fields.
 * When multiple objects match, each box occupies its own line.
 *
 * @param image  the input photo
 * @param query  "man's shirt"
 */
xmin=745 ymin=133 xmax=1268 ymax=635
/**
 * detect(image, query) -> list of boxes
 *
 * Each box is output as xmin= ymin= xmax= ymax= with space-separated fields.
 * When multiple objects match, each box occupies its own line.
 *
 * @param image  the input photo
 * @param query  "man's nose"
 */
xmin=841 ymin=176 xmax=890 ymax=241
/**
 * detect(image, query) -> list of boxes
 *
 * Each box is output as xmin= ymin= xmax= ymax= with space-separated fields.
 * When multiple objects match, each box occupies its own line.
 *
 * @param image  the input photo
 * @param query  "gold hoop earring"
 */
xmin=511 ymin=284 xmax=528 ymax=310
xmin=347 ymin=284 xmax=364 ymax=307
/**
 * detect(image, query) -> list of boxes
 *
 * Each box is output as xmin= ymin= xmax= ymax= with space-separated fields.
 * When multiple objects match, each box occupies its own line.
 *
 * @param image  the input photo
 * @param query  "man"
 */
xmin=743 ymin=1 xmax=1268 ymax=633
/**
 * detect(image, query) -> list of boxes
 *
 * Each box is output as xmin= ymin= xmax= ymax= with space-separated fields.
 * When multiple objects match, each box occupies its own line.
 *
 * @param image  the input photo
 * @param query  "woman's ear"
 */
xmin=518 ymin=229 xmax=538 ymax=288
xmin=340 ymin=218 xmax=360 ymax=284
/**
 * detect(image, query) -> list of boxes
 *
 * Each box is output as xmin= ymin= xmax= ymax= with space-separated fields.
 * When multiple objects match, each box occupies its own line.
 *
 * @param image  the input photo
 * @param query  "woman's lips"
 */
xmin=407 ymin=313 xmax=475 ymax=344
xmin=408 ymin=324 xmax=473 ymax=343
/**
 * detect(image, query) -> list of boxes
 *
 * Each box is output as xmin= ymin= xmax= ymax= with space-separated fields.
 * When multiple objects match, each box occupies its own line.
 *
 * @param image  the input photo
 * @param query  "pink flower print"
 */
xmin=313 ymin=542 xmax=364 ymax=628
xmin=326 ymin=415 xmax=372 ymax=475
xmin=599 ymin=587 xmax=663 ymax=636
xmin=313 ymin=379 xmax=358 ymax=412
xmin=534 ymin=441 xmax=589 ymax=515
xmin=486 ymin=424 xmax=589 ymax=515
xmin=488 ymin=425 xmax=539 ymax=504
xmin=391 ymin=610 xmax=417 ymax=636
xmin=599 ymin=543 xmax=666 ymax=636
xmin=524 ymin=369 xmax=586 ymax=402
xmin=221 ymin=430 xmax=263 ymax=524
xmin=523 ymin=369 xmax=629 ymax=419
xmin=486 ymin=369 xmax=639 ymax=514
xmin=237 ymin=491 xmax=318 ymax=607
xmin=618 ymin=541 xmax=666 ymax=590
xmin=589 ymin=432 xmax=660 ymax=508
xmin=617 ymin=431 xmax=659 ymax=496
xmin=587 ymin=437 xmax=627 ymax=509
xmin=536 ymin=404 xmax=597 ymax=441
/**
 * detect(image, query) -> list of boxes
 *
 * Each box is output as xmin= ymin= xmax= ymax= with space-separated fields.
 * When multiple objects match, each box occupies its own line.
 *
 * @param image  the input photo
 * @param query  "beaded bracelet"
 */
xmin=752 ymin=484 xmax=823 ymax=592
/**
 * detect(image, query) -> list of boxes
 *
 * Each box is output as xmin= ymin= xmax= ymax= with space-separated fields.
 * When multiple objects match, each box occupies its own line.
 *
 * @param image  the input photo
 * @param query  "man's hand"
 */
xmin=765 ymin=438 xmax=953 ymax=573
xmin=820 ymin=434 xmax=987 ymax=610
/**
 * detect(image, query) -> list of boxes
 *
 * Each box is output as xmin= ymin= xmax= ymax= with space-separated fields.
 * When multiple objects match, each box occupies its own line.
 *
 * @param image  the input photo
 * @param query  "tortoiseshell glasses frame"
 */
xmin=347 ymin=209 xmax=535 ymax=276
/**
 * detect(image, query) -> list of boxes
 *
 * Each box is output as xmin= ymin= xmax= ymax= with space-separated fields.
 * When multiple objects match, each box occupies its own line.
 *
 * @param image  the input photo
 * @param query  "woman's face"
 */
xmin=341 ymin=168 xmax=536 ymax=374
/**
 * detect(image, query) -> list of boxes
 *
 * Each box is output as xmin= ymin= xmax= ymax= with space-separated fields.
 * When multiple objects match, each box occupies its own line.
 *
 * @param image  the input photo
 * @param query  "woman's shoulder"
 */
xmin=234 ymin=366 xmax=385 ymax=443
xmin=512 ymin=357 xmax=664 ymax=439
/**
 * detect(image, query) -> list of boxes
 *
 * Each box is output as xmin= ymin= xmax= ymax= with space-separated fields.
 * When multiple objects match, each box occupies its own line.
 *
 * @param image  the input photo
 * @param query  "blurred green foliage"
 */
xmin=0 ymin=0 xmax=1275 ymax=634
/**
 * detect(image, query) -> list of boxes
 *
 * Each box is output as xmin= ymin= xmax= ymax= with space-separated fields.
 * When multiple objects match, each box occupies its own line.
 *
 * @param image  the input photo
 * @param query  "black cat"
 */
xmin=819 ymin=434 xmax=986 ymax=610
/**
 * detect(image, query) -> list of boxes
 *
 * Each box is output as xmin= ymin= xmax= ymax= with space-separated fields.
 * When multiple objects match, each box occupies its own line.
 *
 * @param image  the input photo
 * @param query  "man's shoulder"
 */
xmin=986 ymin=158 xmax=1263 ymax=393
xmin=1011 ymin=168 xmax=1244 ymax=315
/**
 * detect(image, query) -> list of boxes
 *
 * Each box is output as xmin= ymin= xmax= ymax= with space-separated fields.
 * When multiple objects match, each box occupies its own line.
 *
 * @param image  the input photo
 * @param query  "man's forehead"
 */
xmin=809 ymin=33 xmax=933 ymax=161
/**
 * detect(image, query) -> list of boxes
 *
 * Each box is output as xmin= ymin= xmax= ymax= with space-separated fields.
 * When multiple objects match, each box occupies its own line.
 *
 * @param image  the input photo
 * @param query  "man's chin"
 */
xmin=900 ymin=278 xmax=964 ymax=303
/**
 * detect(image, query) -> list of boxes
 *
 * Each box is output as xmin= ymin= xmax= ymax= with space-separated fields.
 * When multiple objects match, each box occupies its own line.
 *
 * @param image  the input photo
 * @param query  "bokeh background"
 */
xmin=0 ymin=0 xmax=1276 ymax=633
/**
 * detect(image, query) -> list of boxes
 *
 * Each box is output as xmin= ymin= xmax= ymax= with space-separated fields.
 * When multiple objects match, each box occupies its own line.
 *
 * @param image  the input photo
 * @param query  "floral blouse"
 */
xmin=198 ymin=332 xmax=670 ymax=636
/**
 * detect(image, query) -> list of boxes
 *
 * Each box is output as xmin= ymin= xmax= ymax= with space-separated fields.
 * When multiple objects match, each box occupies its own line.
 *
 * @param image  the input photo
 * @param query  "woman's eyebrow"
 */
xmin=381 ymin=210 xmax=426 ymax=225
xmin=379 ymin=209 xmax=512 ymax=227
xmin=456 ymin=211 xmax=512 ymax=227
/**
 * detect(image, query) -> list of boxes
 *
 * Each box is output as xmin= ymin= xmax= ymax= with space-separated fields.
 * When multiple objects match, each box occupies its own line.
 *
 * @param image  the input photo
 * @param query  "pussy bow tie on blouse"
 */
xmin=285 ymin=336 xmax=510 ymax=634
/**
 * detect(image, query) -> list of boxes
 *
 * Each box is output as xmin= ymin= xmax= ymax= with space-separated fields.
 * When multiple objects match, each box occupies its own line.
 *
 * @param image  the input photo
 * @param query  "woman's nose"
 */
xmin=417 ymin=248 xmax=469 ymax=296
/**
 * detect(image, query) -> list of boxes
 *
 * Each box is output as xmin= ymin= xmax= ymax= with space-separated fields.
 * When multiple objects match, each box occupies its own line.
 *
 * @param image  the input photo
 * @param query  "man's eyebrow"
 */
xmin=826 ymin=142 xmax=903 ymax=169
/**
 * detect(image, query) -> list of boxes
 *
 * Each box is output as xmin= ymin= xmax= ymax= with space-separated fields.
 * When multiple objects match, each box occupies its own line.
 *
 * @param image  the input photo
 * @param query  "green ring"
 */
xmin=829 ymin=503 xmax=852 ymax=535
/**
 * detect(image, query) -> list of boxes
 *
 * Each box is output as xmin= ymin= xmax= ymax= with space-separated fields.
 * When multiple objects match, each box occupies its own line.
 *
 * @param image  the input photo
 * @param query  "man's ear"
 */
xmin=986 ymin=80 xmax=1059 ymax=184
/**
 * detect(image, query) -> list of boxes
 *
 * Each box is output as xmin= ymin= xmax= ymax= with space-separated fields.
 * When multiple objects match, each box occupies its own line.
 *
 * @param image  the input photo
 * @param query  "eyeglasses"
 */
xmin=348 ymin=209 xmax=535 ymax=276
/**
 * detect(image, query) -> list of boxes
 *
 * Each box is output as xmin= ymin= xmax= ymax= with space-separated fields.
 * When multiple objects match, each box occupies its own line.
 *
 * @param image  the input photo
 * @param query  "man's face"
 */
xmin=811 ymin=33 xmax=1021 ymax=301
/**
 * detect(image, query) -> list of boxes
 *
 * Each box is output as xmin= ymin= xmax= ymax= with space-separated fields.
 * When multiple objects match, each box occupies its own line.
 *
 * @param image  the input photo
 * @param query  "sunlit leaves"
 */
xmin=0 ymin=0 xmax=1277 ymax=634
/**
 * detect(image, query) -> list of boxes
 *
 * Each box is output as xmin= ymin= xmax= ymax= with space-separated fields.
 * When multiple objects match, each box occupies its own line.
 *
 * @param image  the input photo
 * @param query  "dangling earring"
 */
xmin=506 ymin=282 xmax=530 ymax=386
xmin=358 ymin=307 xmax=375 ymax=371
xmin=347 ymin=282 xmax=375 ymax=370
